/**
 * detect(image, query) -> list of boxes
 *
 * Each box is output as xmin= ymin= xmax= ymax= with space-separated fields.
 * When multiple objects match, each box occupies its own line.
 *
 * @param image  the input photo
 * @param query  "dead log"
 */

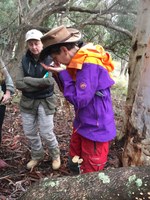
xmin=20 ymin=166 xmax=150 ymax=200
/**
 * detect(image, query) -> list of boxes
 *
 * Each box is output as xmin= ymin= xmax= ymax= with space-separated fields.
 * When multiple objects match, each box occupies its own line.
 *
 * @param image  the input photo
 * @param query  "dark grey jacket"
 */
xmin=16 ymin=51 xmax=56 ymax=115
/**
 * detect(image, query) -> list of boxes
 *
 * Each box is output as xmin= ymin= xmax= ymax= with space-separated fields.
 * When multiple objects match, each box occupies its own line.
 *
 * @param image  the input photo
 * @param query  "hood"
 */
xmin=67 ymin=43 xmax=114 ymax=72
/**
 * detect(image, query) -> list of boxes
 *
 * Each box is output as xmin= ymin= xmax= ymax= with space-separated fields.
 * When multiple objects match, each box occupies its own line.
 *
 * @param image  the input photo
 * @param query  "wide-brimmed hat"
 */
xmin=41 ymin=25 xmax=82 ymax=49
xmin=25 ymin=29 xmax=43 ymax=42
xmin=39 ymin=25 xmax=82 ymax=60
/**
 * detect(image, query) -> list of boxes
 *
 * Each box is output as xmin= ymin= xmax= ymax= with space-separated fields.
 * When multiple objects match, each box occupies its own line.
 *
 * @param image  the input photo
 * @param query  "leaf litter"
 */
xmin=0 ymin=86 xmax=125 ymax=199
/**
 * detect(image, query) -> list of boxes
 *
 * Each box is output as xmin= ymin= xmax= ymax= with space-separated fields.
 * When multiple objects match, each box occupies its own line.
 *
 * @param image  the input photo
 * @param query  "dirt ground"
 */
xmin=0 ymin=87 xmax=125 ymax=200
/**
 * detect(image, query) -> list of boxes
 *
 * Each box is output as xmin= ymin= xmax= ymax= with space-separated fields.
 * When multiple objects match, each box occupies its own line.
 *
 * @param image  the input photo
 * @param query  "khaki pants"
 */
xmin=21 ymin=104 xmax=59 ymax=160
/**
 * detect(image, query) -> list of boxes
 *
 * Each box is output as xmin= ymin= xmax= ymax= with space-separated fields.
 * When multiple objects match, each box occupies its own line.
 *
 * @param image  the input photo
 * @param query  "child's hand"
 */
xmin=40 ymin=63 xmax=66 ymax=73
xmin=72 ymin=155 xmax=83 ymax=164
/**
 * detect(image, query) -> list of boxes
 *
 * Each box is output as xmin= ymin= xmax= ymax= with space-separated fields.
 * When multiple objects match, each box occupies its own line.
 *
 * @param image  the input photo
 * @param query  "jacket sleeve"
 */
xmin=15 ymin=64 xmax=52 ymax=92
xmin=16 ymin=64 xmax=38 ymax=92
xmin=59 ymin=63 xmax=114 ymax=109
xmin=23 ymin=73 xmax=54 ymax=88
xmin=2 ymin=67 xmax=15 ymax=95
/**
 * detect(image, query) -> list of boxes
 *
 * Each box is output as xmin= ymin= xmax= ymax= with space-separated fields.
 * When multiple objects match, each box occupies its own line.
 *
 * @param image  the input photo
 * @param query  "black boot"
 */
xmin=68 ymin=156 xmax=80 ymax=175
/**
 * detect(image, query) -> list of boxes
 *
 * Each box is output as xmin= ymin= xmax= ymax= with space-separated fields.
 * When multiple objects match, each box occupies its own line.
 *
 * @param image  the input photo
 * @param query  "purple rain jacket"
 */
xmin=59 ymin=44 xmax=116 ymax=142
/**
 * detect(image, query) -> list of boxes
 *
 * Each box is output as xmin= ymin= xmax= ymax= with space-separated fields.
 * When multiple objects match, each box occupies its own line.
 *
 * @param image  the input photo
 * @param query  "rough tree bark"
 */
xmin=122 ymin=0 xmax=150 ymax=166
xmin=20 ymin=166 xmax=150 ymax=200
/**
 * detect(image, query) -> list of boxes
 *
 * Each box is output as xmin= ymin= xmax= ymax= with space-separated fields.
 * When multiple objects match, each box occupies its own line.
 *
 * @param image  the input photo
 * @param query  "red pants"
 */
xmin=69 ymin=130 xmax=109 ymax=174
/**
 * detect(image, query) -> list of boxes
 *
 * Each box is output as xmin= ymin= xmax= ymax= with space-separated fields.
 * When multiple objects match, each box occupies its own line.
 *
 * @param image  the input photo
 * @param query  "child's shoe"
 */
xmin=50 ymin=147 xmax=61 ymax=170
xmin=27 ymin=160 xmax=39 ymax=169
xmin=52 ymin=156 xmax=61 ymax=170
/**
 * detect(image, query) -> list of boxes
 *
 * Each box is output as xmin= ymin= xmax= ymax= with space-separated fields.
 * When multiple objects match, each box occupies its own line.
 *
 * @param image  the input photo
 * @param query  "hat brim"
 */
xmin=25 ymin=37 xmax=41 ymax=42
xmin=40 ymin=33 xmax=82 ymax=61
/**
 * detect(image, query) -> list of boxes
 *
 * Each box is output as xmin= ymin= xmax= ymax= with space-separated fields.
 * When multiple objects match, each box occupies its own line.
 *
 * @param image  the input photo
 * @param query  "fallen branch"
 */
xmin=20 ymin=166 xmax=150 ymax=200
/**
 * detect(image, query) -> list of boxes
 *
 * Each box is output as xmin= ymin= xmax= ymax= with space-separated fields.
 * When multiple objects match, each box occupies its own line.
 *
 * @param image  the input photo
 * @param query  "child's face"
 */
xmin=51 ymin=46 xmax=72 ymax=65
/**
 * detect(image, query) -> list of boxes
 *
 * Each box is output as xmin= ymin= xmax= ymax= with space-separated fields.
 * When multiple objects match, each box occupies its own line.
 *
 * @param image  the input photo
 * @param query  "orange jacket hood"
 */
xmin=67 ymin=43 xmax=114 ymax=80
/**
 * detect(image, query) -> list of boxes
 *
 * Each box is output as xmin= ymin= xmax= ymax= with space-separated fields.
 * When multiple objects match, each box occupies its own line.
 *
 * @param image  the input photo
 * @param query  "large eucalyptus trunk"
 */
xmin=122 ymin=0 xmax=150 ymax=166
xmin=20 ymin=166 xmax=150 ymax=200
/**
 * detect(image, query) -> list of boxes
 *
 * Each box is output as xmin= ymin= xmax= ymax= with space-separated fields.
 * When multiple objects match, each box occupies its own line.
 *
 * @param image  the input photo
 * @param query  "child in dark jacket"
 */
xmin=40 ymin=25 xmax=116 ymax=174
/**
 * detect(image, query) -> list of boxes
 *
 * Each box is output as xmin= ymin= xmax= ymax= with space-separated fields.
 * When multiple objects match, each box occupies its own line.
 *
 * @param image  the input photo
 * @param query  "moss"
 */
xmin=43 ymin=180 xmax=59 ymax=188
xmin=98 ymin=172 xmax=110 ymax=184
xmin=128 ymin=175 xmax=137 ymax=183
xmin=135 ymin=178 xmax=143 ymax=187
xmin=127 ymin=175 xmax=142 ymax=188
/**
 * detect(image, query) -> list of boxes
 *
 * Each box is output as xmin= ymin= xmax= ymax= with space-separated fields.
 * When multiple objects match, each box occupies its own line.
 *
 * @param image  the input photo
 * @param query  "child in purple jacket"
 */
xmin=40 ymin=25 xmax=116 ymax=174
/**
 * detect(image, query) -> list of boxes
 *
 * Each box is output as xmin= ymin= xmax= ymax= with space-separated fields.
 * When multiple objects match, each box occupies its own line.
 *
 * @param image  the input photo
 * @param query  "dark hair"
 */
xmin=48 ymin=42 xmax=76 ymax=55
xmin=40 ymin=40 xmax=84 ymax=61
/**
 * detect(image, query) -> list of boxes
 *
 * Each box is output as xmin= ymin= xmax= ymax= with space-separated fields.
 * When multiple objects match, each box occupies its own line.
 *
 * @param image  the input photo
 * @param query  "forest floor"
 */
xmin=0 ymin=70 xmax=128 ymax=200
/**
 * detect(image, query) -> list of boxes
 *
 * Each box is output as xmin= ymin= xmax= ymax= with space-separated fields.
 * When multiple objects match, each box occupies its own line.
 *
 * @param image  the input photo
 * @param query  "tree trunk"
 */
xmin=3 ymin=0 xmax=70 ymax=81
xmin=20 ymin=166 xmax=150 ymax=200
xmin=122 ymin=0 xmax=150 ymax=166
